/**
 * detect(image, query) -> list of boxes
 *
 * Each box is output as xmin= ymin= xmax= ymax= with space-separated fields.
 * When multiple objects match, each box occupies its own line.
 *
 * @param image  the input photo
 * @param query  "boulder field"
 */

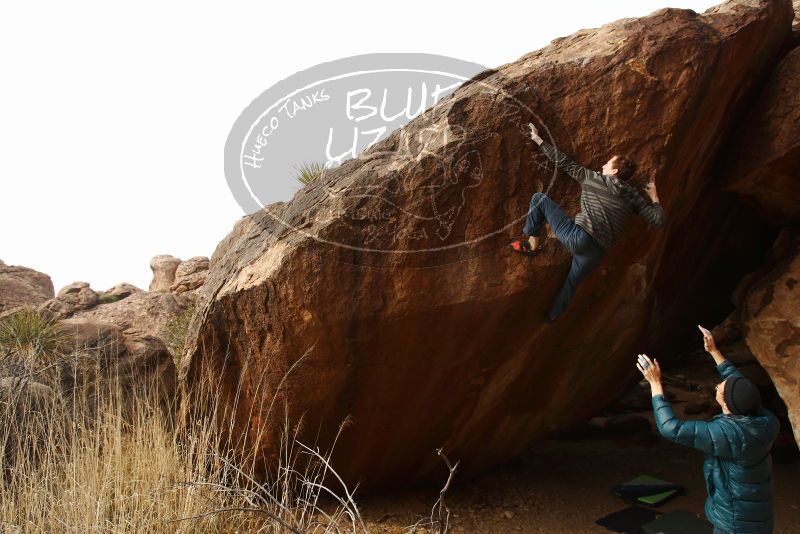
xmin=181 ymin=0 xmax=799 ymax=489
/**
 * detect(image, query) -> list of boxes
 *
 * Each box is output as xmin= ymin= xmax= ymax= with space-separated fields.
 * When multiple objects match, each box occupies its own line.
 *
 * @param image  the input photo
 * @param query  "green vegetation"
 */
xmin=0 ymin=307 xmax=67 ymax=363
xmin=293 ymin=160 xmax=326 ymax=186
xmin=165 ymin=304 xmax=195 ymax=366
xmin=97 ymin=293 xmax=121 ymax=305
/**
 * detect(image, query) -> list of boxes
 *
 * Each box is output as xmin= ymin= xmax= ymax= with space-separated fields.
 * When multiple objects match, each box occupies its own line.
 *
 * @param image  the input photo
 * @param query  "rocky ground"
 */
xmin=355 ymin=433 xmax=800 ymax=533
xmin=354 ymin=356 xmax=800 ymax=533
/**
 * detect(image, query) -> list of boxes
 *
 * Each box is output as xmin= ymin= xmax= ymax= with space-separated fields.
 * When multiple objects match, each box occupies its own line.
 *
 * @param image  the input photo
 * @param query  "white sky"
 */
xmin=1 ymin=0 xmax=720 ymax=293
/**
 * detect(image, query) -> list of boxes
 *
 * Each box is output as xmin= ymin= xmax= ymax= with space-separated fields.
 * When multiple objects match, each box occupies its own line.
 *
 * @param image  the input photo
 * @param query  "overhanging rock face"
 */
xmin=181 ymin=0 xmax=793 ymax=489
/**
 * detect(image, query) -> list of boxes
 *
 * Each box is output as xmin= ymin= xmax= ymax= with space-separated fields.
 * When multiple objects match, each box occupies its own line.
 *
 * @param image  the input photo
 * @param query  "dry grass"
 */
xmin=1 ymin=390 xmax=255 ymax=533
xmin=0 ymin=308 xmax=457 ymax=533
xmin=0 ymin=308 xmax=361 ymax=533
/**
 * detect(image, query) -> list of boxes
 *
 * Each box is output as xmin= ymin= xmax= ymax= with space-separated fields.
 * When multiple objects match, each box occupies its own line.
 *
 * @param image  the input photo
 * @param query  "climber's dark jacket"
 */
xmin=537 ymin=141 xmax=665 ymax=251
xmin=652 ymin=360 xmax=780 ymax=534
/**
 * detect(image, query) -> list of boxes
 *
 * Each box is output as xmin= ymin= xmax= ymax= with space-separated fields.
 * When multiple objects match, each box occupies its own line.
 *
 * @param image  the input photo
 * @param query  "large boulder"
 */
xmin=739 ymin=229 xmax=800 ymax=445
xmin=181 ymin=0 xmax=794 ymax=488
xmin=0 ymin=261 xmax=54 ymax=313
xmin=715 ymin=0 xmax=800 ymax=442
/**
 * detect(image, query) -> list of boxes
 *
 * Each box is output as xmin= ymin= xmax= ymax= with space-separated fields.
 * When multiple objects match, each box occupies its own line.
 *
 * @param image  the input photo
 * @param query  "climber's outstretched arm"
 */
xmin=698 ymin=325 xmax=743 ymax=380
xmin=528 ymin=123 xmax=595 ymax=184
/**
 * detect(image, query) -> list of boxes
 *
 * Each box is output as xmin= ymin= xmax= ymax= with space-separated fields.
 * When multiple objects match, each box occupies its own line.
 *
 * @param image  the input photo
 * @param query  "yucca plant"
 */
xmin=0 ymin=307 xmax=67 ymax=364
xmin=293 ymin=161 xmax=326 ymax=186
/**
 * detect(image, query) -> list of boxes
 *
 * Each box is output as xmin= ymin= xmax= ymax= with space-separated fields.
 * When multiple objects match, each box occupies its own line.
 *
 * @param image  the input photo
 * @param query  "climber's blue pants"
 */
xmin=523 ymin=192 xmax=606 ymax=321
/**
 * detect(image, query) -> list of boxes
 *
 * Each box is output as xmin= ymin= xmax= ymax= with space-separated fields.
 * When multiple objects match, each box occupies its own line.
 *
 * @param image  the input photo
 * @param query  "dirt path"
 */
xmin=356 ymin=432 xmax=799 ymax=533
xmin=354 ymin=355 xmax=799 ymax=534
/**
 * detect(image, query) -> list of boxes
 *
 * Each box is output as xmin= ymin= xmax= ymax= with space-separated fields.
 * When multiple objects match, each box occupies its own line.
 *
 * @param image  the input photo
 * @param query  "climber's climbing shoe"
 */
xmin=511 ymin=238 xmax=542 ymax=257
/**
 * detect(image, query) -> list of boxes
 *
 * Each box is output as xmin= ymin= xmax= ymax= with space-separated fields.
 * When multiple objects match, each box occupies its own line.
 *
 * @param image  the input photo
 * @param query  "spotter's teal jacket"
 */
xmin=652 ymin=360 xmax=779 ymax=534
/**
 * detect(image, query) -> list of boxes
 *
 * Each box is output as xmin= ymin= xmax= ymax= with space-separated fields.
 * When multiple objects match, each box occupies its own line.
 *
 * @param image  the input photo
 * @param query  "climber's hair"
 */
xmin=613 ymin=155 xmax=636 ymax=181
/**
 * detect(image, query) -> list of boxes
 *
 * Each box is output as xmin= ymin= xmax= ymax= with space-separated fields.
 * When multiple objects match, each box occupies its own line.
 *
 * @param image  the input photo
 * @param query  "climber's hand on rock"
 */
xmin=528 ymin=122 xmax=543 ymax=144
xmin=645 ymin=180 xmax=659 ymax=202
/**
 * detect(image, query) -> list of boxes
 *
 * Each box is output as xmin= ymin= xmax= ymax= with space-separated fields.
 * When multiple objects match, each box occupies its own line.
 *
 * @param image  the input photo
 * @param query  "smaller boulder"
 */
xmin=120 ymin=332 xmax=177 ymax=402
xmin=73 ymin=290 xmax=193 ymax=341
xmin=102 ymin=283 xmax=143 ymax=301
xmin=149 ymin=255 xmax=182 ymax=292
xmin=38 ymin=298 xmax=75 ymax=320
xmin=0 ymin=376 xmax=57 ymax=408
xmin=0 ymin=377 xmax=62 ymax=472
xmin=56 ymin=282 xmax=98 ymax=312
xmin=613 ymin=381 xmax=652 ymax=412
xmin=60 ymin=318 xmax=126 ymax=360
xmin=57 ymin=319 xmax=177 ymax=420
xmin=170 ymin=256 xmax=210 ymax=293
xmin=603 ymin=414 xmax=652 ymax=435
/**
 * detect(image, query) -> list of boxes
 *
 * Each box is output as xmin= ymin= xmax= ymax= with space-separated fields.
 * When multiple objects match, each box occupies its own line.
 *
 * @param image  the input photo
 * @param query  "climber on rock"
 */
xmin=511 ymin=122 xmax=666 ymax=322
xmin=637 ymin=325 xmax=779 ymax=534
